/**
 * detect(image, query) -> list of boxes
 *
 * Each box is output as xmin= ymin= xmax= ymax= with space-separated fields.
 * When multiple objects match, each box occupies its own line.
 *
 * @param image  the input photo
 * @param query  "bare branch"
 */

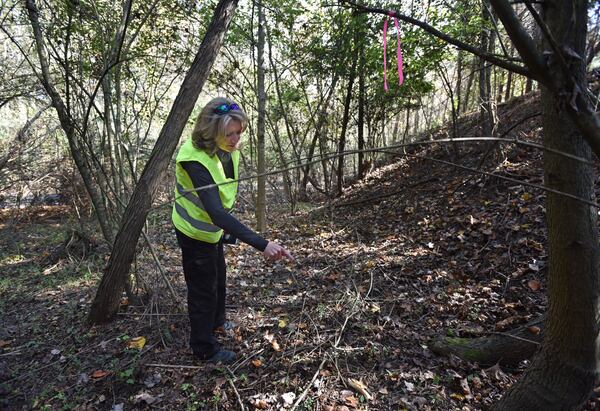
xmin=489 ymin=0 xmax=549 ymax=84
xmin=339 ymin=0 xmax=532 ymax=78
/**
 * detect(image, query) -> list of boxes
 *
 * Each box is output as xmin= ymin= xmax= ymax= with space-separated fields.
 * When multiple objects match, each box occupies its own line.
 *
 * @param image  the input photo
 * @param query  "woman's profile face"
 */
xmin=216 ymin=119 xmax=242 ymax=153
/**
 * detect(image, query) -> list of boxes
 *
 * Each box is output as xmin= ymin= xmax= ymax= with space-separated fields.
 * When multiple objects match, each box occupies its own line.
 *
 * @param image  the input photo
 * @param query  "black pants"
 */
xmin=175 ymin=228 xmax=226 ymax=359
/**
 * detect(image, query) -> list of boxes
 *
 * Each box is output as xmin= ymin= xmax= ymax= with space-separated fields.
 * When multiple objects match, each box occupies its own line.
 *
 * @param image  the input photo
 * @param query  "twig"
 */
xmin=289 ymin=357 xmax=327 ymax=411
xmin=145 ymin=363 xmax=203 ymax=370
xmin=231 ymin=348 xmax=265 ymax=373
xmin=489 ymin=331 xmax=541 ymax=345
xmin=0 ymin=350 xmax=22 ymax=357
xmin=117 ymin=313 xmax=188 ymax=317
xmin=141 ymin=230 xmax=180 ymax=303
xmin=226 ymin=369 xmax=246 ymax=411
xmin=291 ymin=276 xmax=365 ymax=410
xmin=402 ymin=153 xmax=600 ymax=209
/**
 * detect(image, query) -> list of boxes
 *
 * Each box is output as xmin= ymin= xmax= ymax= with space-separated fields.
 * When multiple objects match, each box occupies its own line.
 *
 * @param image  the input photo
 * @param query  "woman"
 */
xmin=172 ymin=97 xmax=293 ymax=364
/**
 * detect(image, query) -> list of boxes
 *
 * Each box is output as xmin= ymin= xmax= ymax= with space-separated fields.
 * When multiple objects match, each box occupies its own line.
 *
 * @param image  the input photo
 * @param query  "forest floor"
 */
xmin=2 ymin=91 xmax=600 ymax=410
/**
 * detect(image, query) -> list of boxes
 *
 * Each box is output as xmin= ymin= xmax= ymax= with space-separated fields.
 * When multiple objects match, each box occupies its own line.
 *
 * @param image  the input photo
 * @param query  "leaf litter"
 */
xmin=3 ymin=92 xmax=600 ymax=409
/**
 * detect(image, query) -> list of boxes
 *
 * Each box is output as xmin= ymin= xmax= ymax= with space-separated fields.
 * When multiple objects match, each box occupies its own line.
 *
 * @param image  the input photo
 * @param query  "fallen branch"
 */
xmin=430 ymin=316 xmax=544 ymax=366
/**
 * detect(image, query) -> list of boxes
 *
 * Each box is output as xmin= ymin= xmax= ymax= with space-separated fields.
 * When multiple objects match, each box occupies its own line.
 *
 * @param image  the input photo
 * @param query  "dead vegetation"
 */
xmin=2 ymin=91 xmax=600 ymax=410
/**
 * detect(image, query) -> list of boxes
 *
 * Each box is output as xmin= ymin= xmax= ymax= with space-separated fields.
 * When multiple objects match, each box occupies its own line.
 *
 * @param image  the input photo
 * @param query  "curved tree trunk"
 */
xmin=493 ymin=1 xmax=600 ymax=409
xmin=25 ymin=0 xmax=116 ymax=244
xmin=88 ymin=0 xmax=239 ymax=324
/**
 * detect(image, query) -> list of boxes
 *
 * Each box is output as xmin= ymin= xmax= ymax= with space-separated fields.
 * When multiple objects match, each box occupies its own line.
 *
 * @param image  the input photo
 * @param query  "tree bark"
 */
xmin=336 ymin=40 xmax=359 ymax=197
xmin=357 ymin=38 xmax=366 ymax=179
xmin=299 ymin=76 xmax=338 ymax=201
xmin=255 ymin=0 xmax=266 ymax=232
xmin=88 ymin=0 xmax=239 ymax=324
xmin=493 ymin=1 xmax=600 ymax=409
xmin=25 ymin=0 xmax=116 ymax=244
xmin=479 ymin=0 xmax=497 ymax=137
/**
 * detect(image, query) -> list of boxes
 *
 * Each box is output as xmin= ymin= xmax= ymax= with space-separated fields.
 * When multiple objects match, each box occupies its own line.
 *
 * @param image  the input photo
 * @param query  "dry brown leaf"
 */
xmin=495 ymin=316 xmax=523 ymax=331
xmin=344 ymin=395 xmax=359 ymax=408
xmin=133 ymin=392 xmax=157 ymax=404
xmin=127 ymin=336 xmax=146 ymax=350
xmin=91 ymin=370 xmax=110 ymax=379
xmin=459 ymin=378 xmax=472 ymax=395
xmin=450 ymin=393 xmax=465 ymax=401
xmin=347 ymin=378 xmax=372 ymax=400
xmin=527 ymin=279 xmax=541 ymax=291
xmin=253 ymin=399 xmax=269 ymax=409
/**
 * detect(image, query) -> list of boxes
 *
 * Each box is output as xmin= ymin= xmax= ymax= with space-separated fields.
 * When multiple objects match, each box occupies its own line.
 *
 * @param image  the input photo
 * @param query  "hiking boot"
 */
xmin=213 ymin=321 xmax=236 ymax=334
xmin=207 ymin=349 xmax=236 ymax=364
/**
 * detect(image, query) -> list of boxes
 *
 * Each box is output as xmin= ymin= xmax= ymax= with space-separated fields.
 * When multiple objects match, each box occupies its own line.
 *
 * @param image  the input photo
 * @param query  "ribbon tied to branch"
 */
xmin=383 ymin=11 xmax=404 ymax=91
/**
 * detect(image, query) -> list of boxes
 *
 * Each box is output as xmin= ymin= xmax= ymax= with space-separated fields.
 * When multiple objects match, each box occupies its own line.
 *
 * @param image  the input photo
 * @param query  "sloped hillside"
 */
xmin=5 ymin=91 xmax=600 ymax=410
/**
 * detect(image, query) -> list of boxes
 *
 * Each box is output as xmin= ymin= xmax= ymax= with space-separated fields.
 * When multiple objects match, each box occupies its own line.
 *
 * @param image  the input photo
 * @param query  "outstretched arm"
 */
xmin=182 ymin=161 xmax=294 ymax=261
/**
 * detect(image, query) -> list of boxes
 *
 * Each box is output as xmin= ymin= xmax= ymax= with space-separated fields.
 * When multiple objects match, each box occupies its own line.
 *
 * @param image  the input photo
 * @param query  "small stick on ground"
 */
xmin=290 ymin=356 xmax=327 ymax=411
xmin=145 ymin=363 xmax=204 ymax=370
xmin=226 ymin=369 xmax=246 ymax=411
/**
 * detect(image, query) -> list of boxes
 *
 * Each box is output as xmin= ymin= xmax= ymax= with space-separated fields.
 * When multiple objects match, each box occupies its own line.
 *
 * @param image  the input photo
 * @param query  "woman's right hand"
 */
xmin=263 ymin=241 xmax=294 ymax=262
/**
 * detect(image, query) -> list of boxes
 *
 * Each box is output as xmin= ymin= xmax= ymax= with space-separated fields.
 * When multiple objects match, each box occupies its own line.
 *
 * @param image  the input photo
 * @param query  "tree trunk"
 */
xmin=88 ymin=0 xmax=239 ymax=324
xmin=357 ymin=42 xmax=366 ymax=179
xmin=255 ymin=0 xmax=266 ymax=232
xmin=25 ymin=0 xmax=116 ymax=244
xmin=336 ymin=42 xmax=359 ymax=197
xmin=462 ymin=56 xmax=477 ymax=113
xmin=455 ymin=49 xmax=463 ymax=115
xmin=525 ymin=76 xmax=533 ymax=93
xmin=299 ymin=76 xmax=338 ymax=201
xmin=267 ymin=25 xmax=298 ymax=210
xmin=493 ymin=1 xmax=600 ymax=409
xmin=479 ymin=0 xmax=497 ymax=137
xmin=505 ymin=68 xmax=513 ymax=101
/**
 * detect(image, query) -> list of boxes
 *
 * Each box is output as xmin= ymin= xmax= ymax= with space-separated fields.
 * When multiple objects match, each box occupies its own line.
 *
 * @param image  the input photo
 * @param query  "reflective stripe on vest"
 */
xmin=175 ymin=182 xmax=234 ymax=213
xmin=172 ymin=140 xmax=239 ymax=243
xmin=174 ymin=202 xmax=221 ymax=233
xmin=176 ymin=183 xmax=206 ymax=210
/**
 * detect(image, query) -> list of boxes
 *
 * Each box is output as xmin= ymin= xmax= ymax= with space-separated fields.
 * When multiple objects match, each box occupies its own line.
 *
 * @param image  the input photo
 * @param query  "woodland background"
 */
xmin=1 ymin=0 xmax=600 ymax=410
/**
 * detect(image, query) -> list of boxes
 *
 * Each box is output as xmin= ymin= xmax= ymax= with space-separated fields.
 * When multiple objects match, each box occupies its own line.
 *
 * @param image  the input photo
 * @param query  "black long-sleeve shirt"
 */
xmin=181 ymin=155 xmax=268 ymax=252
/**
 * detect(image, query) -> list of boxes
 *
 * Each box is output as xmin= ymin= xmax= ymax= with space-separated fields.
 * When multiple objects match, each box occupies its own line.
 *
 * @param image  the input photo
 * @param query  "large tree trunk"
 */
xmin=493 ymin=1 xmax=600 ymax=409
xmin=255 ymin=0 xmax=266 ymax=232
xmin=88 ymin=0 xmax=239 ymax=324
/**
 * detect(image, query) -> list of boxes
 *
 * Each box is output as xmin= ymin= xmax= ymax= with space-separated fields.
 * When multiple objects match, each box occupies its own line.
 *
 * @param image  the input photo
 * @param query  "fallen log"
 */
xmin=429 ymin=316 xmax=544 ymax=367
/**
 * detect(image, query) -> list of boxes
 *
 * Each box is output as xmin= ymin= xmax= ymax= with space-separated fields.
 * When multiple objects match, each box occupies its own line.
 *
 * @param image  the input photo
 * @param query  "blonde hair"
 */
xmin=191 ymin=97 xmax=248 ymax=155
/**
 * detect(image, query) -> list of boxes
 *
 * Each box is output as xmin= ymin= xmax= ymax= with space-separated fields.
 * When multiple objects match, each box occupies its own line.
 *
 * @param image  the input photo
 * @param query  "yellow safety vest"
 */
xmin=172 ymin=139 xmax=239 ymax=243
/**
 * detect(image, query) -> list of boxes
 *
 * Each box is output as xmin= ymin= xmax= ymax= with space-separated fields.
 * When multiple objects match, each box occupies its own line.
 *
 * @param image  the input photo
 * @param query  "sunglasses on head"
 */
xmin=213 ymin=103 xmax=240 ymax=115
